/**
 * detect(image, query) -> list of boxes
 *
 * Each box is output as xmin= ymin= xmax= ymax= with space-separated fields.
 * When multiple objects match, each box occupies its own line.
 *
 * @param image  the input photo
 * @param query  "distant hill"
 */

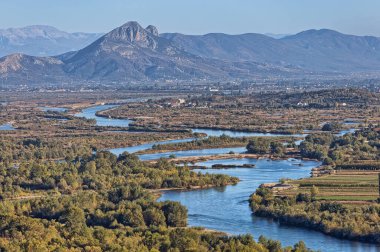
xmin=281 ymin=29 xmax=380 ymax=71
xmin=0 ymin=25 xmax=103 ymax=57
xmin=1 ymin=22 xmax=380 ymax=86
xmin=160 ymin=32 xmax=293 ymax=64
xmin=162 ymin=29 xmax=380 ymax=72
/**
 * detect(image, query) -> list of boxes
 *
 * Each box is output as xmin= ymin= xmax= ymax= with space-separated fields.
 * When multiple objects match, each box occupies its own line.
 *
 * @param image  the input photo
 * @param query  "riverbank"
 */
xmin=135 ymin=142 xmax=247 ymax=155
xmin=135 ymin=135 xmax=301 ymax=155
xmin=99 ymin=91 xmax=379 ymax=138
xmin=150 ymin=180 xmax=240 ymax=199
xmin=249 ymin=169 xmax=380 ymax=244
xmin=67 ymin=101 xmax=380 ymax=250
xmin=146 ymin=152 xmax=307 ymax=164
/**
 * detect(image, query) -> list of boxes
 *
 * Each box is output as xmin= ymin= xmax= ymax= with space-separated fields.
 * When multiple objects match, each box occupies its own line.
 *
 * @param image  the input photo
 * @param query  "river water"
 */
xmin=0 ymin=123 xmax=15 ymax=130
xmin=159 ymin=158 xmax=379 ymax=252
xmin=192 ymin=128 xmax=307 ymax=138
xmin=74 ymin=104 xmax=379 ymax=252
xmin=75 ymin=105 xmax=134 ymax=127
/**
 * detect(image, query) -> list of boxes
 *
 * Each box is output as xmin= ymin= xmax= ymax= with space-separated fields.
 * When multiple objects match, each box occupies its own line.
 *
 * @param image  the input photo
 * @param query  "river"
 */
xmin=73 ymin=104 xmax=379 ymax=252
xmin=0 ymin=123 xmax=15 ymax=130
xmin=75 ymin=105 xmax=134 ymax=127
xmin=192 ymin=128 xmax=307 ymax=138
xmin=159 ymin=158 xmax=379 ymax=252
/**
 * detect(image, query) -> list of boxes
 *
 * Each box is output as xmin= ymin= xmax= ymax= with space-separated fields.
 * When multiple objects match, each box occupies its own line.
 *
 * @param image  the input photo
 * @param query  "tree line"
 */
xmin=0 ymin=141 xmax=313 ymax=251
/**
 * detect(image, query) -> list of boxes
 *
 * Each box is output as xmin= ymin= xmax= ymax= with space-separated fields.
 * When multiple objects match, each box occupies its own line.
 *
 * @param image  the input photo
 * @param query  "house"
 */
xmin=297 ymin=101 xmax=308 ymax=107
xmin=167 ymin=98 xmax=186 ymax=107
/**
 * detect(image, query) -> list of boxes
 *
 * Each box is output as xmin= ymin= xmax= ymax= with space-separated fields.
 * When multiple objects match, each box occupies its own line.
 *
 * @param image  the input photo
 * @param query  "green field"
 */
xmin=280 ymin=170 xmax=379 ymax=203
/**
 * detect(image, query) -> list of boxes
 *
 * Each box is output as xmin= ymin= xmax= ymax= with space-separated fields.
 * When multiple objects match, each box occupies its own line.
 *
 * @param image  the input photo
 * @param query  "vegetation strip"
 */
xmin=249 ymin=127 xmax=380 ymax=244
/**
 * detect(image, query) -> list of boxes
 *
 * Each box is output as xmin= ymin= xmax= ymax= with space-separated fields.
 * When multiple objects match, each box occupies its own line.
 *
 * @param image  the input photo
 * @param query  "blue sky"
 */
xmin=1 ymin=0 xmax=380 ymax=36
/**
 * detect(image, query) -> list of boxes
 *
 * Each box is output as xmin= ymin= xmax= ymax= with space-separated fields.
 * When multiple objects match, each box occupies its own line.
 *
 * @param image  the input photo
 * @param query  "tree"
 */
xmin=258 ymin=235 xmax=282 ymax=252
xmin=293 ymin=241 xmax=309 ymax=252
xmin=59 ymin=206 xmax=86 ymax=234
xmin=118 ymin=203 xmax=146 ymax=228
xmin=287 ymin=141 xmax=297 ymax=149
xmin=322 ymin=122 xmax=340 ymax=132
xmin=246 ymin=138 xmax=270 ymax=154
xmin=296 ymin=193 xmax=311 ymax=203
xmin=161 ymin=201 xmax=187 ymax=227
xmin=270 ymin=142 xmax=285 ymax=156
xmin=310 ymin=185 xmax=319 ymax=201
xmin=299 ymin=141 xmax=329 ymax=160
xmin=84 ymin=160 xmax=96 ymax=175
xmin=143 ymin=207 xmax=166 ymax=227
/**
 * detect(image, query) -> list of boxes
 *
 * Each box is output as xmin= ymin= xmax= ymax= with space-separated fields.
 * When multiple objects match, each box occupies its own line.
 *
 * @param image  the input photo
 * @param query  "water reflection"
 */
xmin=159 ymin=159 xmax=379 ymax=252
xmin=76 ymin=104 xmax=377 ymax=251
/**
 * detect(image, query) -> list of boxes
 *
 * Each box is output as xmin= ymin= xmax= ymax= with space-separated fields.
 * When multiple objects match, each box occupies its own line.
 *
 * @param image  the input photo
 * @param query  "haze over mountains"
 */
xmin=163 ymin=29 xmax=380 ymax=72
xmin=1 ymin=21 xmax=380 ymax=86
xmin=0 ymin=25 xmax=103 ymax=57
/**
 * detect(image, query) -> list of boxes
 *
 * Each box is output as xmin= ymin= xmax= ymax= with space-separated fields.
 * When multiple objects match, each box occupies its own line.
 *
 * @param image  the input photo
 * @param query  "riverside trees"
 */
xmin=0 ymin=143 xmax=311 ymax=251
xmin=249 ymin=189 xmax=380 ymax=243
xmin=249 ymin=127 xmax=380 ymax=244
xmin=246 ymin=138 xmax=286 ymax=156
xmin=299 ymin=128 xmax=380 ymax=165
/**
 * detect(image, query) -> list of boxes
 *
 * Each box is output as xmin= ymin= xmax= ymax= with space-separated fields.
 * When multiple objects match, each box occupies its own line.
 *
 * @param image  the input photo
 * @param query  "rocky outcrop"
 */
xmin=145 ymin=25 xmax=159 ymax=37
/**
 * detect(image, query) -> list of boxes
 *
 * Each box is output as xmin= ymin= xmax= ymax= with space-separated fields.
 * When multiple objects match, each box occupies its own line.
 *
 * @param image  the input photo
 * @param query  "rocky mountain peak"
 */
xmin=145 ymin=25 xmax=159 ymax=37
xmin=105 ymin=21 xmax=147 ymax=42
xmin=103 ymin=21 xmax=158 ymax=49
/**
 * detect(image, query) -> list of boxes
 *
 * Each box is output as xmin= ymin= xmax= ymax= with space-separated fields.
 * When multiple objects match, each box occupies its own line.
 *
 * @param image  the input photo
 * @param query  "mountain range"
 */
xmin=1 ymin=21 xmax=380 ymax=86
xmin=162 ymin=29 xmax=380 ymax=72
xmin=0 ymin=25 xmax=103 ymax=57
